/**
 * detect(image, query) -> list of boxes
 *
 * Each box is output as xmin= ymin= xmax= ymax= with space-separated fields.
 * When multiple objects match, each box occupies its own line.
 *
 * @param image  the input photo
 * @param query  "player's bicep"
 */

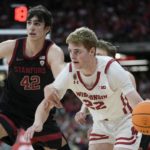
xmin=0 ymin=40 xmax=16 ymax=60
xmin=52 ymin=65 xmax=70 ymax=99
xmin=47 ymin=44 xmax=65 ymax=78
xmin=127 ymin=72 xmax=136 ymax=89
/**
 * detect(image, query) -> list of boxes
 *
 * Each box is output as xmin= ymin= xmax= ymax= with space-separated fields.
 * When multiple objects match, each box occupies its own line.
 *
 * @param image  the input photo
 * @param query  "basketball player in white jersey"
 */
xmin=74 ymin=39 xmax=136 ymax=125
xmin=89 ymin=40 xmax=149 ymax=150
xmin=25 ymin=27 xmax=145 ymax=150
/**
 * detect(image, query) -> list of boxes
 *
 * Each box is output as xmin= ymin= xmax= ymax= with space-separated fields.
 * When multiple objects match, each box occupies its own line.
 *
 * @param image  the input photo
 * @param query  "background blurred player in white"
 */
xmin=25 ymin=27 xmax=145 ymax=150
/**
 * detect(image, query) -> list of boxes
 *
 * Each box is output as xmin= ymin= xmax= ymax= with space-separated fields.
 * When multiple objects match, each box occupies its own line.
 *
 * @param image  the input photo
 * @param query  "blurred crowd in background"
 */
xmin=0 ymin=0 xmax=150 ymax=149
xmin=1 ymin=0 xmax=150 ymax=44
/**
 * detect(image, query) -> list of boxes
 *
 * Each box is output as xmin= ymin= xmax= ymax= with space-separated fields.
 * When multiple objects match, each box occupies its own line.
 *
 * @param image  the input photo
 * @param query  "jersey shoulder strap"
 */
xmin=104 ymin=59 xmax=115 ymax=74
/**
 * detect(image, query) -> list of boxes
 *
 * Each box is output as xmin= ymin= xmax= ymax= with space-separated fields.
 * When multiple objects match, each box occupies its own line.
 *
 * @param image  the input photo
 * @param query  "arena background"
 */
xmin=0 ymin=0 xmax=150 ymax=149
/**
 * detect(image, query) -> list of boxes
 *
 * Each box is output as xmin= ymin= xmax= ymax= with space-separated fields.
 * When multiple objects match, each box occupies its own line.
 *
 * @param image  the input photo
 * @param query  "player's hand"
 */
xmin=44 ymin=84 xmax=62 ymax=108
xmin=145 ymin=99 xmax=150 ymax=102
xmin=24 ymin=124 xmax=43 ymax=142
xmin=75 ymin=111 xmax=87 ymax=125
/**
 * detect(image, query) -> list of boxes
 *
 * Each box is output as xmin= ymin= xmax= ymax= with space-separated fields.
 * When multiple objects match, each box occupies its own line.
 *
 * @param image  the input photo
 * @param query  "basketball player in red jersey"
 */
xmin=0 ymin=5 xmax=70 ymax=150
xmin=25 ymin=27 xmax=146 ymax=150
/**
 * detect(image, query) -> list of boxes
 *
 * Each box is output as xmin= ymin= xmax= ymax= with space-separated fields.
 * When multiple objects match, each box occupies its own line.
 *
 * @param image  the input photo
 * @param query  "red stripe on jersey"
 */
xmin=45 ymin=41 xmax=54 ymax=69
xmin=90 ymin=133 xmax=108 ymax=137
xmin=0 ymin=113 xmax=17 ymax=135
xmin=9 ymin=40 xmax=19 ymax=66
xmin=89 ymin=136 xmax=109 ymax=141
xmin=115 ymin=139 xmax=136 ymax=145
xmin=77 ymin=71 xmax=100 ymax=90
xmin=89 ymin=133 xmax=109 ymax=141
xmin=115 ymin=135 xmax=137 ymax=145
xmin=121 ymin=93 xmax=128 ymax=114
xmin=69 ymin=63 xmax=72 ymax=72
xmin=121 ymin=93 xmax=132 ymax=114
xmin=116 ymin=135 xmax=135 ymax=141
xmin=31 ymin=132 xmax=62 ymax=143
xmin=125 ymin=96 xmax=133 ymax=113
xmin=104 ymin=59 xmax=115 ymax=74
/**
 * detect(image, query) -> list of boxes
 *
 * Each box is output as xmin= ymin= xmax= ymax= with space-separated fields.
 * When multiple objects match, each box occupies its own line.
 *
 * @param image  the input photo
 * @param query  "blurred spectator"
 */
xmin=1 ymin=0 xmax=150 ymax=44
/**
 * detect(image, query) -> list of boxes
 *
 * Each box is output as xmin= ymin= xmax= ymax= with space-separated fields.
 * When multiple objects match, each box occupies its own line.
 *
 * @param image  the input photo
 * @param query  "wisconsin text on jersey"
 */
xmin=76 ymin=92 xmax=107 ymax=100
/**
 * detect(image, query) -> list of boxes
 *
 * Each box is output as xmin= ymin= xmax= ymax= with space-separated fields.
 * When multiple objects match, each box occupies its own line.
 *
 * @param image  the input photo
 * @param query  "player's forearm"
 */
xmin=126 ymin=90 xmax=143 ymax=107
xmin=33 ymin=100 xmax=53 ymax=126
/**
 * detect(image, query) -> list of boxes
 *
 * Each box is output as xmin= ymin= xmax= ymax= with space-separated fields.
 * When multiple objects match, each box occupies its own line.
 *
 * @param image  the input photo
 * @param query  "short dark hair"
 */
xmin=27 ymin=5 xmax=53 ymax=27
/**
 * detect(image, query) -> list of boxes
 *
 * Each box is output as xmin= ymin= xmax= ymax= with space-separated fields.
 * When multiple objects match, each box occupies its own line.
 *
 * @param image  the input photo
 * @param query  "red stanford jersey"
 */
xmin=0 ymin=38 xmax=56 ymax=121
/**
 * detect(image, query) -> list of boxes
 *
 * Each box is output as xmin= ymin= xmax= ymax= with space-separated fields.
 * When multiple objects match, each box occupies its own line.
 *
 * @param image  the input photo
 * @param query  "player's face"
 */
xmin=96 ymin=48 xmax=108 ymax=56
xmin=26 ymin=16 xmax=49 ymax=40
xmin=68 ymin=42 xmax=93 ymax=70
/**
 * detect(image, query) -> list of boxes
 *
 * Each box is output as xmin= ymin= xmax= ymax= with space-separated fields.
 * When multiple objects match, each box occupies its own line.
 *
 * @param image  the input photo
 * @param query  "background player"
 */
xmin=25 ymin=27 xmax=145 ymax=150
xmin=0 ymin=5 xmax=70 ymax=150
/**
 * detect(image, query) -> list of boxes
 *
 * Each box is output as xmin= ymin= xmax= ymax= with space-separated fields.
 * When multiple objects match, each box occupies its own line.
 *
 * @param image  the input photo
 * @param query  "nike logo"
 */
xmin=16 ymin=58 xmax=23 ymax=61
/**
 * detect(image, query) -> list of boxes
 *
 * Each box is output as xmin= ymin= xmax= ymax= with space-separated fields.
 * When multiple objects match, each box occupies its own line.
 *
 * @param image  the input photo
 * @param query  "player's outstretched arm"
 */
xmin=24 ymin=100 xmax=54 ymax=142
xmin=47 ymin=44 xmax=66 ymax=78
xmin=0 ymin=40 xmax=16 ymax=60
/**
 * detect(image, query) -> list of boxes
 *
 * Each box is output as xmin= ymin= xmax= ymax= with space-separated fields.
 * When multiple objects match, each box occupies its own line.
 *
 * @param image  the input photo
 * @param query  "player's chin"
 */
xmin=28 ymin=35 xmax=38 ymax=40
xmin=73 ymin=63 xmax=81 ymax=69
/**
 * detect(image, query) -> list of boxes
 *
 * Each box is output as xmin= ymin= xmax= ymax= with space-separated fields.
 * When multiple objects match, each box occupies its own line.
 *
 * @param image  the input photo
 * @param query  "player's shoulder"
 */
xmin=96 ymin=56 xmax=114 ymax=66
xmin=125 ymin=70 xmax=135 ymax=79
xmin=49 ymin=42 xmax=62 ymax=52
xmin=47 ymin=42 xmax=64 ymax=59
xmin=1 ymin=39 xmax=16 ymax=45
xmin=96 ymin=55 xmax=113 ymax=61
xmin=126 ymin=70 xmax=133 ymax=76
xmin=0 ymin=39 xmax=16 ymax=50
xmin=125 ymin=70 xmax=136 ymax=86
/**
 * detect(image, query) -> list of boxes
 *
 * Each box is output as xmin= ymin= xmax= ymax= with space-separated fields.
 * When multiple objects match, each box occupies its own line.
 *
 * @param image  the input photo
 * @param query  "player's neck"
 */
xmin=26 ymin=38 xmax=45 ymax=56
xmin=81 ymin=57 xmax=97 ymax=76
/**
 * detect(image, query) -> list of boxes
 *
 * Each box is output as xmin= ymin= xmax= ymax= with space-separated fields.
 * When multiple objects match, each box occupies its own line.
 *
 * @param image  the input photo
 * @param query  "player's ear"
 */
xmin=89 ymin=47 xmax=96 ymax=56
xmin=45 ymin=26 xmax=51 ymax=33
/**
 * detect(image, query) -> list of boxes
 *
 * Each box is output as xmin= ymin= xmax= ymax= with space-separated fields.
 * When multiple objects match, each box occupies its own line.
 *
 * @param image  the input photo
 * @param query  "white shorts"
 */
xmin=89 ymin=115 xmax=142 ymax=150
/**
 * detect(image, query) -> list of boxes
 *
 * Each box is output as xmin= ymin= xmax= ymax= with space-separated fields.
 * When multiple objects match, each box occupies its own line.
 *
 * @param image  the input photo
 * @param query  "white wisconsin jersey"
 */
xmin=53 ymin=56 xmax=134 ymax=122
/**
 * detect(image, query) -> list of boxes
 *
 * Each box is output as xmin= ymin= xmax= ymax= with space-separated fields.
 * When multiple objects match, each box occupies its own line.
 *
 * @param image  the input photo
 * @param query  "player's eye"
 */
xmin=75 ymin=50 xmax=81 ymax=55
xmin=34 ymin=22 xmax=41 ymax=26
xmin=27 ymin=21 xmax=31 ymax=25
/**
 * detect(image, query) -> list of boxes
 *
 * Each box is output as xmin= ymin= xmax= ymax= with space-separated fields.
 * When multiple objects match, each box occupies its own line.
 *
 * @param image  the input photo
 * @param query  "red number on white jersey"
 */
xmin=83 ymin=99 xmax=106 ymax=110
